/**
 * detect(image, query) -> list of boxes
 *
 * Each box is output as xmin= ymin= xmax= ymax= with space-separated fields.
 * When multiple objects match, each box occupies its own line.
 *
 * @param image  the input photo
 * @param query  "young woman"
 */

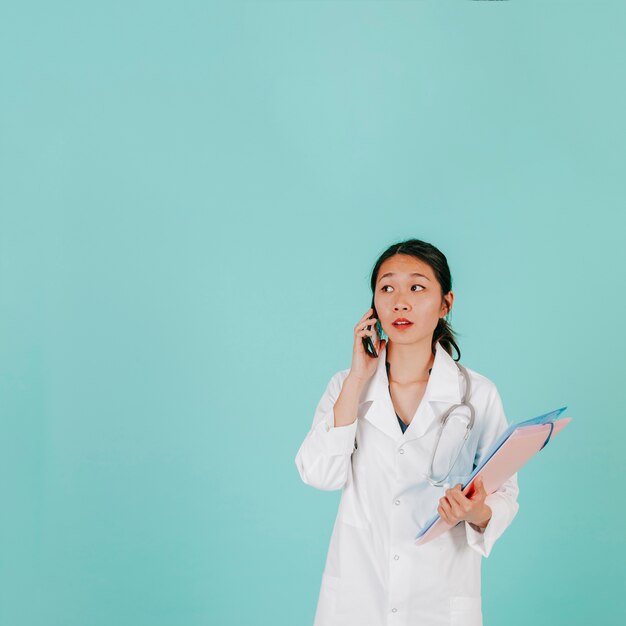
xmin=295 ymin=239 xmax=519 ymax=626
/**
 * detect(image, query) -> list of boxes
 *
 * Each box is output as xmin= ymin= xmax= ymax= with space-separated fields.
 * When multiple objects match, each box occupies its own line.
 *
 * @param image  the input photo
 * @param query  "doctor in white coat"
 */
xmin=295 ymin=239 xmax=519 ymax=626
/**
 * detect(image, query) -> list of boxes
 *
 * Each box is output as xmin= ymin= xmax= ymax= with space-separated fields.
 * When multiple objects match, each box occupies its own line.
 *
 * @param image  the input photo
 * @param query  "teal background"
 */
xmin=1 ymin=1 xmax=624 ymax=624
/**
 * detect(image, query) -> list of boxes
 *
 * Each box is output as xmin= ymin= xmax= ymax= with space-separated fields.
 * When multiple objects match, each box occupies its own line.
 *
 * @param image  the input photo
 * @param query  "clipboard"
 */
xmin=415 ymin=407 xmax=572 ymax=546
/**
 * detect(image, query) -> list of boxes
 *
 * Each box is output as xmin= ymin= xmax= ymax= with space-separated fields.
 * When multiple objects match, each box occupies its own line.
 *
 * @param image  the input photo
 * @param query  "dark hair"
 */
xmin=369 ymin=238 xmax=461 ymax=361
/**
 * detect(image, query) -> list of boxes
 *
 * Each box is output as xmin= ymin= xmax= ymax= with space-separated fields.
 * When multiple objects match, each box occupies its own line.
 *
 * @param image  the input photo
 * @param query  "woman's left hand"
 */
xmin=437 ymin=476 xmax=492 ymax=529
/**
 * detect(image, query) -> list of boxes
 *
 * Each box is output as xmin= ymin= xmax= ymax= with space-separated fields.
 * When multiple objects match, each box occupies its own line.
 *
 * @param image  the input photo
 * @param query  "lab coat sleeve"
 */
xmin=465 ymin=384 xmax=520 ymax=558
xmin=294 ymin=371 xmax=358 ymax=491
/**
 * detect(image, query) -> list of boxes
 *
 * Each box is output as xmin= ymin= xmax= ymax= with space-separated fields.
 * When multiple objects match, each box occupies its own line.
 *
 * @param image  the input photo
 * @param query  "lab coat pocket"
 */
xmin=450 ymin=595 xmax=482 ymax=626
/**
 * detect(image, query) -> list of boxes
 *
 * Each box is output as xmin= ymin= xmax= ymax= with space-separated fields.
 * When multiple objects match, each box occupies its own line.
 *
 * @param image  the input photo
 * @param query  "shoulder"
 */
xmin=320 ymin=368 xmax=351 ymax=397
xmin=458 ymin=363 xmax=510 ymax=430
xmin=460 ymin=363 xmax=502 ymax=406
xmin=462 ymin=364 xmax=496 ymax=389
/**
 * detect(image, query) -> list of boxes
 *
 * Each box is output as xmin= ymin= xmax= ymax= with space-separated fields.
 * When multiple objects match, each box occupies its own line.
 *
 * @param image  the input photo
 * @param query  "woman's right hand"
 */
xmin=349 ymin=308 xmax=387 ymax=383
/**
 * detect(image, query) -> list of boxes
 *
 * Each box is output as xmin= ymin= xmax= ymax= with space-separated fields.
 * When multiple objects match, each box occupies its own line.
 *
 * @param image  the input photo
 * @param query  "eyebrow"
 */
xmin=377 ymin=272 xmax=431 ymax=282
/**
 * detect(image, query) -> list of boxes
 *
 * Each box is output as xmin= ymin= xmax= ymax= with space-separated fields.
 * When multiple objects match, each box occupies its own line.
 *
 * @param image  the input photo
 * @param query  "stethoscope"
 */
xmin=387 ymin=359 xmax=476 ymax=487
xmin=425 ymin=362 xmax=475 ymax=487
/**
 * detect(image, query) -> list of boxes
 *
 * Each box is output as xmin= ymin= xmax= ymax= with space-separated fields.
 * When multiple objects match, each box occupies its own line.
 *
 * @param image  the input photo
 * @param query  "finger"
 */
xmin=437 ymin=500 xmax=451 ymax=524
xmin=439 ymin=498 xmax=456 ymax=525
xmin=354 ymin=318 xmax=377 ymax=332
xmin=355 ymin=326 xmax=377 ymax=338
xmin=440 ymin=496 xmax=454 ymax=514
xmin=445 ymin=489 xmax=468 ymax=515
xmin=447 ymin=495 xmax=464 ymax=519
xmin=446 ymin=489 xmax=467 ymax=506
xmin=446 ymin=489 xmax=471 ymax=515
xmin=447 ymin=484 xmax=465 ymax=498
xmin=358 ymin=308 xmax=374 ymax=323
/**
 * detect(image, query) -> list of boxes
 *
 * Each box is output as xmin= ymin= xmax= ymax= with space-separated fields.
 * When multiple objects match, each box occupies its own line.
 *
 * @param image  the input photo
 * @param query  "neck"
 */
xmin=385 ymin=338 xmax=435 ymax=384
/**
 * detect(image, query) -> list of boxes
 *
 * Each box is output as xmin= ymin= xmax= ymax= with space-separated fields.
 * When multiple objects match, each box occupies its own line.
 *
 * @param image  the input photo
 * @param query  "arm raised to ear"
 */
xmin=295 ymin=371 xmax=361 ymax=491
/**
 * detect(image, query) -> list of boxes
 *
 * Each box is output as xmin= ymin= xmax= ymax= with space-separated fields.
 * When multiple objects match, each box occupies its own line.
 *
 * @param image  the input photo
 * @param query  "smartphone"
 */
xmin=362 ymin=301 xmax=380 ymax=358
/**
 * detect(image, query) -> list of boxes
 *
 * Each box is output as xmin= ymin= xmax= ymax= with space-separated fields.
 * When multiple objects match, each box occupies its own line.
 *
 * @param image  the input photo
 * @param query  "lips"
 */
xmin=392 ymin=318 xmax=413 ymax=327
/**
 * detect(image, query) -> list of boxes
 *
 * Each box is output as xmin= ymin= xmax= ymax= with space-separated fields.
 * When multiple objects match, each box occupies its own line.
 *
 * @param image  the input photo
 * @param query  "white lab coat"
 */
xmin=295 ymin=341 xmax=519 ymax=626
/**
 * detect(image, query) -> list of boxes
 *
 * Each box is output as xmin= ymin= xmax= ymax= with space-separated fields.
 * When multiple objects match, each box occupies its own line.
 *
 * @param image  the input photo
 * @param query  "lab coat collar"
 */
xmin=358 ymin=341 xmax=462 ymax=442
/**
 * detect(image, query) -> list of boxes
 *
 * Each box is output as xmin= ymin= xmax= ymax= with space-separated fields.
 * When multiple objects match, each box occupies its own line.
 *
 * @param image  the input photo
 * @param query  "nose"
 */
xmin=393 ymin=302 xmax=409 ymax=311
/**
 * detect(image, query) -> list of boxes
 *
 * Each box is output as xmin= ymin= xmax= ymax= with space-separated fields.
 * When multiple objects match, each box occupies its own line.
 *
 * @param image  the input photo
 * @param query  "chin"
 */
xmin=390 ymin=331 xmax=427 ymax=345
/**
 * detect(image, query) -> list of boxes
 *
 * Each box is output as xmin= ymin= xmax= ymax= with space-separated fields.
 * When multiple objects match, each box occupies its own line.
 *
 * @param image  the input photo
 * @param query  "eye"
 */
xmin=380 ymin=284 xmax=425 ymax=292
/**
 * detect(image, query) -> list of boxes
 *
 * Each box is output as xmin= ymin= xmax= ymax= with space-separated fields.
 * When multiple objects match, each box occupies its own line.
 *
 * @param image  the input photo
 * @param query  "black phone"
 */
xmin=362 ymin=302 xmax=379 ymax=358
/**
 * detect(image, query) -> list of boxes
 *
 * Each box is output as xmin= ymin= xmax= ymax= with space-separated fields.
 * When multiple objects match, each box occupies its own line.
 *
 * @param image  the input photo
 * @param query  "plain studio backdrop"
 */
xmin=1 ymin=1 xmax=624 ymax=625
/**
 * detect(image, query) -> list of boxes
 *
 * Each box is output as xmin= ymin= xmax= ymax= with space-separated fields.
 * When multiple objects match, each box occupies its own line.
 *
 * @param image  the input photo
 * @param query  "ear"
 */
xmin=441 ymin=291 xmax=454 ymax=316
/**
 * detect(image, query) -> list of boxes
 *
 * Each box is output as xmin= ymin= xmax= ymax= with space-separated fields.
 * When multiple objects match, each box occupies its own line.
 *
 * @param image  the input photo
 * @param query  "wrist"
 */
xmin=473 ymin=504 xmax=492 ymax=529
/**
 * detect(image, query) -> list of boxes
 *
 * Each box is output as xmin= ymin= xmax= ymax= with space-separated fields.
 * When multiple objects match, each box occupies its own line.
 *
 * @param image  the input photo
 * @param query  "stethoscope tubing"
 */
xmin=426 ymin=363 xmax=476 ymax=487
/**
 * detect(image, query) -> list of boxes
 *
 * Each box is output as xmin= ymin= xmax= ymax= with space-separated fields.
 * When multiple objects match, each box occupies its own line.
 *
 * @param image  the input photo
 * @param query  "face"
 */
xmin=373 ymin=254 xmax=454 ymax=346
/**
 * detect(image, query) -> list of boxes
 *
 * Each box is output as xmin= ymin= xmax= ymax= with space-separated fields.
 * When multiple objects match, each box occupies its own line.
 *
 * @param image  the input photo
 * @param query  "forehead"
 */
xmin=377 ymin=254 xmax=435 ymax=280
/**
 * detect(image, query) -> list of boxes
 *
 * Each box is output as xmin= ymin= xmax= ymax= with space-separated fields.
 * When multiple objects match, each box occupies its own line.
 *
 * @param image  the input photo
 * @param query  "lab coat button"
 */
xmin=399 ymin=449 xmax=405 ymax=454
xmin=392 ymin=607 xmax=398 ymax=613
xmin=393 ymin=554 xmax=399 ymax=560
xmin=394 ymin=499 xmax=401 ymax=506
